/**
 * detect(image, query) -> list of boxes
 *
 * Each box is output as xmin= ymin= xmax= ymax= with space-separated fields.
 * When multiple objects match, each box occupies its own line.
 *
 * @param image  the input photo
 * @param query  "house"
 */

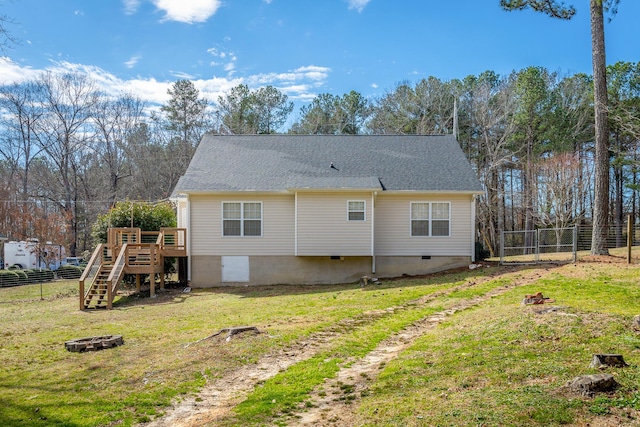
xmin=171 ymin=134 xmax=484 ymax=287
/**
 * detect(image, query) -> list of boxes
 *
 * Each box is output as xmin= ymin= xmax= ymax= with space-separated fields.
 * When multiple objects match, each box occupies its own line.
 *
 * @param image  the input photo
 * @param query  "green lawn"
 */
xmin=1 ymin=257 xmax=640 ymax=427
xmin=350 ymin=261 xmax=640 ymax=426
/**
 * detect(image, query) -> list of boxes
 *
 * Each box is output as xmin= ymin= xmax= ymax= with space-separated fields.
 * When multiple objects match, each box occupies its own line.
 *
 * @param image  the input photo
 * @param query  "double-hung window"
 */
xmin=347 ymin=200 xmax=366 ymax=221
xmin=223 ymin=202 xmax=262 ymax=236
xmin=410 ymin=202 xmax=450 ymax=237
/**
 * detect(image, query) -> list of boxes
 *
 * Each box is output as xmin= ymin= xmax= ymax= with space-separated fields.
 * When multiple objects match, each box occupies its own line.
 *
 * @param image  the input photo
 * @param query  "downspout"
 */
xmin=186 ymin=194 xmax=192 ymax=281
xmin=371 ymin=191 xmax=376 ymax=274
xmin=471 ymin=195 xmax=476 ymax=263
xmin=294 ymin=191 xmax=298 ymax=256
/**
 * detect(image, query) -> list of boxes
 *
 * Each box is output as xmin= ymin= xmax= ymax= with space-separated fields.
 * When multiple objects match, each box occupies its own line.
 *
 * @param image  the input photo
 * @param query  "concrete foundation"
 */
xmin=189 ymin=255 xmax=471 ymax=287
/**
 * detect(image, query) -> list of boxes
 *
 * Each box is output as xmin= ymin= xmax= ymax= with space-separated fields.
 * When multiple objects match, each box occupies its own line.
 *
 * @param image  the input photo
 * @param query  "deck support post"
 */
xmin=136 ymin=274 xmax=141 ymax=292
xmin=150 ymin=274 xmax=156 ymax=298
xmin=160 ymin=272 xmax=165 ymax=291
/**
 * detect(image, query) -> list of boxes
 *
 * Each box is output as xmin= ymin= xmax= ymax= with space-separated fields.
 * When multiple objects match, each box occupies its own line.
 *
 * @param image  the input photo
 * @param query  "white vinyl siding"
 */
xmin=188 ymin=192 xmax=473 ymax=258
xmin=297 ymin=192 xmax=372 ymax=256
xmin=375 ymin=194 xmax=473 ymax=256
xmin=191 ymin=194 xmax=294 ymax=256
xmin=410 ymin=202 xmax=450 ymax=237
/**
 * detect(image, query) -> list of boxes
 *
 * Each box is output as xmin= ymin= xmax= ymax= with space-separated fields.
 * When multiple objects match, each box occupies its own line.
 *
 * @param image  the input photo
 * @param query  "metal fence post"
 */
xmin=573 ymin=225 xmax=578 ymax=263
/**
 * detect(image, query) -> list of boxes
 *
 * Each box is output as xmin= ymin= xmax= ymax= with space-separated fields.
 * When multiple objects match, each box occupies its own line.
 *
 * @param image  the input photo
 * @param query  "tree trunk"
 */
xmin=590 ymin=0 xmax=610 ymax=255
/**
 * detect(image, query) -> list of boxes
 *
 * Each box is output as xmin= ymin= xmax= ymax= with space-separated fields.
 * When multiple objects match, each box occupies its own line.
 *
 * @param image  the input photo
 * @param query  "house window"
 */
xmin=223 ymin=202 xmax=262 ymax=236
xmin=410 ymin=202 xmax=450 ymax=237
xmin=348 ymin=200 xmax=366 ymax=221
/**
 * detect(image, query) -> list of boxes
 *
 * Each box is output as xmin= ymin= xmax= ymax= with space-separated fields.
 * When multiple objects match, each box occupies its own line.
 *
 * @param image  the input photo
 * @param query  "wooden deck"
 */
xmin=79 ymin=228 xmax=187 ymax=310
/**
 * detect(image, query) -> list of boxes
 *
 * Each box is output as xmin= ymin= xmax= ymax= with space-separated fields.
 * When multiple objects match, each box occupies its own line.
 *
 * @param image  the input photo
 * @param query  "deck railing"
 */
xmin=160 ymin=228 xmax=187 ymax=256
xmin=79 ymin=227 xmax=187 ymax=310
xmin=124 ymin=243 xmax=161 ymax=268
xmin=106 ymin=243 xmax=128 ymax=309
xmin=79 ymin=243 xmax=104 ymax=310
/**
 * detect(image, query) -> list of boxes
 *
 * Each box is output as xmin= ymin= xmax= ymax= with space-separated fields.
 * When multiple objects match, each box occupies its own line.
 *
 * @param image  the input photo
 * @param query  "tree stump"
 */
xmin=225 ymin=326 xmax=260 ymax=339
xmin=590 ymin=354 xmax=628 ymax=369
xmin=564 ymin=374 xmax=618 ymax=397
xmin=522 ymin=292 xmax=554 ymax=305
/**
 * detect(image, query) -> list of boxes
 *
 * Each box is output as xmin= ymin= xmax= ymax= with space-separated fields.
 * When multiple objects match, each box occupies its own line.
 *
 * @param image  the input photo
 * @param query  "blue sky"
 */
xmin=1 ymin=0 xmax=638 ymax=114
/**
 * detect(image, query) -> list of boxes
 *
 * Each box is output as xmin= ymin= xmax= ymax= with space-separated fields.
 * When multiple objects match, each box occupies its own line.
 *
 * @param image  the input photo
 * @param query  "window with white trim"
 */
xmin=223 ymin=202 xmax=262 ymax=236
xmin=348 ymin=200 xmax=366 ymax=221
xmin=410 ymin=202 xmax=450 ymax=237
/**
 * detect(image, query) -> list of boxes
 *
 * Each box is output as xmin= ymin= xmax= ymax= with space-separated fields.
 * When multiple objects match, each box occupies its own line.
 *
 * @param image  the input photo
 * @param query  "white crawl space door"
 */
xmin=221 ymin=256 xmax=250 ymax=282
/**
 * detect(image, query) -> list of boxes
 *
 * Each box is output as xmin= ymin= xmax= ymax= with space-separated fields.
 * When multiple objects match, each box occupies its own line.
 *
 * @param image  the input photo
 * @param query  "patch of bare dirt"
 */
xmin=142 ymin=332 xmax=338 ymax=427
xmin=141 ymin=266 xmax=551 ymax=427
xmin=572 ymin=408 xmax=640 ymax=426
xmin=580 ymin=254 xmax=632 ymax=264
xmin=285 ymin=268 xmax=552 ymax=427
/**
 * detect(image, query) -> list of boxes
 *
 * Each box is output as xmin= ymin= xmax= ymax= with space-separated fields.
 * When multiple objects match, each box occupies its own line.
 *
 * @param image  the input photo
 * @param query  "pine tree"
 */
xmin=500 ymin=0 xmax=619 ymax=255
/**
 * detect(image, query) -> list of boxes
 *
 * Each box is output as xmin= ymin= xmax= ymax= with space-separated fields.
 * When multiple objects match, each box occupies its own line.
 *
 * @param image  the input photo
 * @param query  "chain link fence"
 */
xmin=501 ymin=227 xmax=577 ymax=265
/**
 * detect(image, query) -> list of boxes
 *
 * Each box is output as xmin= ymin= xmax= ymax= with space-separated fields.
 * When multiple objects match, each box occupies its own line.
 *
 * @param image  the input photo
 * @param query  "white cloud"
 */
xmin=170 ymin=71 xmax=195 ymax=79
xmin=124 ymin=55 xmax=141 ymax=69
xmin=0 ymin=58 xmax=329 ymax=108
xmin=74 ymin=10 xmax=84 ymax=16
xmin=371 ymin=83 xmax=378 ymax=89
xmin=246 ymin=65 xmax=331 ymax=86
xmin=152 ymin=0 xmax=221 ymax=24
xmin=122 ymin=0 xmax=140 ymax=14
xmin=196 ymin=76 xmax=245 ymax=101
xmin=0 ymin=57 xmax=40 ymax=85
xmin=347 ymin=0 xmax=371 ymax=12
xmin=207 ymin=47 xmax=237 ymax=75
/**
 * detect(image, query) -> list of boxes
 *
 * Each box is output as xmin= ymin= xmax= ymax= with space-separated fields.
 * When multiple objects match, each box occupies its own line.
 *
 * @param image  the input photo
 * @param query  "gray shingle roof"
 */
xmin=172 ymin=134 xmax=483 ymax=194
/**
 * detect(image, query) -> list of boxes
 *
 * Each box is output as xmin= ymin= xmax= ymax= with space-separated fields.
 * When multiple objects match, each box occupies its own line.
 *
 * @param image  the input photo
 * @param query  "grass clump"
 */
xmin=0 ymin=268 xmax=484 ymax=427
xmin=353 ymin=262 xmax=640 ymax=426
xmin=3 ymin=260 xmax=640 ymax=427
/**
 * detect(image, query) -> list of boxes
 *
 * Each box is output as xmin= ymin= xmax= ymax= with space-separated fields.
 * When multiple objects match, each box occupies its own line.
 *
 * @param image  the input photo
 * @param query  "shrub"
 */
xmin=92 ymin=201 xmax=176 ymax=243
xmin=12 ymin=269 xmax=29 ymax=285
xmin=43 ymin=269 xmax=55 ymax=281
xmin=57 ymin=265 xmax=83 ymax=280
xmin=0 ymin=270 xmax=20 ymax=287
xmin=25 ymin=269 xmax=54 ymax=283
xmin=24 ymin=269 xmax=38 ymax=283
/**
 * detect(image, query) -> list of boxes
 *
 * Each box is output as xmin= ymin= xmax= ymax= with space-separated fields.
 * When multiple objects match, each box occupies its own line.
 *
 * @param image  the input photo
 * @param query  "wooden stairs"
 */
xmin=83 ymin=264 xmax=114 ymax=309
xmin=79 ymin=228 xmax=187 ymax=310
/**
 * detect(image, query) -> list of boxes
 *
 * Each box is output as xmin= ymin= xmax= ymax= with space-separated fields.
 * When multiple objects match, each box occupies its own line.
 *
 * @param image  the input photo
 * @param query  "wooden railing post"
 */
xmin=79 ymin=279 xmax=85 ymax=311
xmin=106 ymin=243 xmax=128 ymax=310
xmin=107 ymin=278 xmax=112 ymax=310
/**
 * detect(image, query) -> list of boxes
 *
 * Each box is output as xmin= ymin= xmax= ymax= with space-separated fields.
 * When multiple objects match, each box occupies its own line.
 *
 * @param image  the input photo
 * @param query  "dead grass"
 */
xmin=2 ymin=260 xmax=640 ymax=427
xmin=0 ymin=269 xmax=484 ymax=427
xmin=489 ymin=244 xmax=640 ymax=265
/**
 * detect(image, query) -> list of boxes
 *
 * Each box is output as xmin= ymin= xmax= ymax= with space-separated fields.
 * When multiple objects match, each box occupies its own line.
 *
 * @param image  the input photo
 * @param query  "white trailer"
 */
xmin=4 ymin=240 xmax=66 ymax=270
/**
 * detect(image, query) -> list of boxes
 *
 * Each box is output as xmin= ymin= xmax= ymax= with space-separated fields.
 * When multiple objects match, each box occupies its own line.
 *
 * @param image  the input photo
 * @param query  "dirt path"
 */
xmin=287 ymin=267 xmax=552 ymax=426
xmin=142 ymin=265 xmax=551 ymax=427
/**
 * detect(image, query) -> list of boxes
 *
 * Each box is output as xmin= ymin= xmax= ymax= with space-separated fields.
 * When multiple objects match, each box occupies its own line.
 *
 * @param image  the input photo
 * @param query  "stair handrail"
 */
xmin=106 ymin=243 xmax=128 ymax=309
xmin=79 ymin=243 xmax=104 ymax=310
